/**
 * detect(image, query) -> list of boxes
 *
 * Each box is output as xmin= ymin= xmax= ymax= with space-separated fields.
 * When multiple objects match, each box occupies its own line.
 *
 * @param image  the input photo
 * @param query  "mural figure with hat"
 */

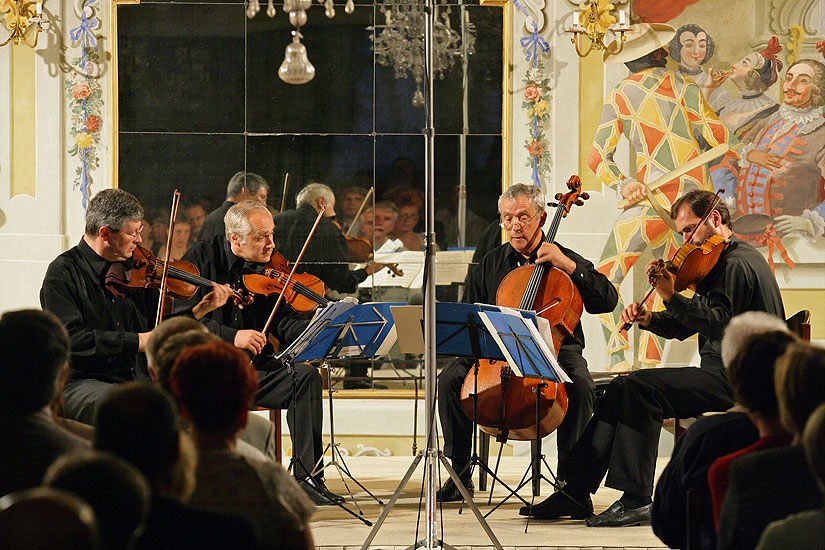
xmin=588 ymin=22 xmax=736 ymax=370
xmin=704 ymin=37 xmax=784 ymax=138
xmin=711 ymin=57 xmax=825 ymax=270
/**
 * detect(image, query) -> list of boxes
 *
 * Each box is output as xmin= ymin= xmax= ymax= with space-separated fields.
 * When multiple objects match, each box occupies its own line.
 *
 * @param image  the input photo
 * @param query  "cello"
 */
xmin=459 ymin=176 xmax=589 ymax=442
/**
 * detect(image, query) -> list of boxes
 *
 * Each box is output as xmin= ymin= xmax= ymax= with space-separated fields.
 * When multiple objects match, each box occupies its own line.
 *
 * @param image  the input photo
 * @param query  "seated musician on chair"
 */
xmin=436 ymin=183 xmax=618 ymax=502
xmin=177 ymin=200 xmax=342 ymax=506
xmin=527 ymin=189 xmax=785 ymax=526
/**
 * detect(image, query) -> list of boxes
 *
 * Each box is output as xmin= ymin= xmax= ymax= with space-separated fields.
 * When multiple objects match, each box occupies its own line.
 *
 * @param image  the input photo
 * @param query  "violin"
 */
xmin=242 ymin=250 xmax=331 ymax=314
xmin=459 ymin=175 xmax=589 ymax=442
xmin=331 ymin=218 xmax=373 ymax=263
xmin=112 ymin=245 xmax=253 ymax=306
xmin=619 ymin=190 xmax=729 ymax=332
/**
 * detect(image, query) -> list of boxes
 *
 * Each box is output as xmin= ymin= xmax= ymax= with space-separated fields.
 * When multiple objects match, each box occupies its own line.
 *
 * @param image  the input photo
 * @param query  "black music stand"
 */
xmin=279 ymin=301 xmax=403 ymax=519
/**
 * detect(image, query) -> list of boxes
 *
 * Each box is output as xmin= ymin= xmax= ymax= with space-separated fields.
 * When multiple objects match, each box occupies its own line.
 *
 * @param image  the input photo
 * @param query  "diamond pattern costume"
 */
xmin=588 ymin=66 xmax=732 ymax=367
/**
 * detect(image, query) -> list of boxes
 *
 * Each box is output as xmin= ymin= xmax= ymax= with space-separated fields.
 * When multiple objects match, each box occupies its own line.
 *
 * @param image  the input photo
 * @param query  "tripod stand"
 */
xmin=280 ymin=357 xmax=373 ymax=525
xmin=311 ymin=360 xmax=384 ymax=514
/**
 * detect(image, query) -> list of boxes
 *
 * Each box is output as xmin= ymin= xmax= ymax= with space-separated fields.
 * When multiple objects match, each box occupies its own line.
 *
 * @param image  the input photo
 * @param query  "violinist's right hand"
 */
xmin=234 ymin=329 xmax=267 ymax=355
xmin=192 ymin=283 xmax=233 ymax=320
xmin=619 ymin=302 xmax=652 ymax=328
xmin=620 ymin=180 xmax=647 ymax=206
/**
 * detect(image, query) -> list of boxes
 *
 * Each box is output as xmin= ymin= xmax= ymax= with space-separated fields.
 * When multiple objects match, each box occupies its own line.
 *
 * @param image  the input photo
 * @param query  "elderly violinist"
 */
xmin=178 ymin=200 xmax=342 ymax=506
xmin=526 ymin=189 xmax=784 ymax=527
xmin=436 ymin=183 xmax=618 ymax=502
xmin=40 ymin=189 xmax=229 ymax=425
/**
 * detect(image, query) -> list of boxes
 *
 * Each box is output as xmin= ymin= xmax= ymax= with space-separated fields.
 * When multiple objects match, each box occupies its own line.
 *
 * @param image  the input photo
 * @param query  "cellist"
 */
xmin=528 ymin=189 xmax=784 ymax=527
xmin=437 ymin=183 xmax=618 ymax=502
xmin=176 ymin=200 xmax=343 ymax=507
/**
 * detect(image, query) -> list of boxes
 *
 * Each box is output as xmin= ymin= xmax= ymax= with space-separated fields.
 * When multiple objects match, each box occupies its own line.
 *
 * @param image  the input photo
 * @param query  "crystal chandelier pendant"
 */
xmin=279 ymin=31 xmax=316 ymax=84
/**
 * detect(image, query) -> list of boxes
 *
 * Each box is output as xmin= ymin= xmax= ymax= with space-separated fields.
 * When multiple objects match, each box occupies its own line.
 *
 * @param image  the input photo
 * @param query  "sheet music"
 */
xmin=359 ymin=250 xmax=425 ymax=289
xmin=434 ymin=250 xmax=474 ymax=285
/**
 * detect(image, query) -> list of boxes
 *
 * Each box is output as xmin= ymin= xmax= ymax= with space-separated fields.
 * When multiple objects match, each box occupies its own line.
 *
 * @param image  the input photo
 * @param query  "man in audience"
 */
xmin=756 ymin=401 xmax=825 ymax=549
xmin=95 ymin=383 xmax=260 ymax=550
xmin=529 ymin=190 xmax=784 ymax=526
xmin=0 ymin=309 xmax=88 ymax=497
xmin=39 ymin=189 xmax=230 ymax=424
xmin=335 ymin=185 xmax=369 ymax=234
xmin=179 ymin=200 xmax=339 ymax=504
xmin=0 ymin=487 xmax=100 ymax=550
xmin=45 ymin=450 xmax=151 ymax=550
xmin=707 ymin=331 xmax=797 ymax=523
xmin=651 ymin=311 xmax=787 ymax=550
xmin=170 ymin=341 xmax=315 ymax=550
xmin=184 ymin=203 xmax=207 ymax=244
xmin=359 ymin=201 xmax=400 ymax=252
xmin=148 ymin=320 xmax=275 ymax=462
xmin=200 ymin=172 xmax=270 ymax=242
xmin=717 ymin=342 xmax=825 ymax=550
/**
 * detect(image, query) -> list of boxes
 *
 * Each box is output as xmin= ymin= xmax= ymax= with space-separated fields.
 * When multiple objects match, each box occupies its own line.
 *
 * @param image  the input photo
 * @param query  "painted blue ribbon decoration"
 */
xmin=69 ymin=10 xmax=99 ymax=68
xmin=520 ymin=22 xmax=549 ymax=68
xmin=512 ymin=0 xmax=529 ymax=18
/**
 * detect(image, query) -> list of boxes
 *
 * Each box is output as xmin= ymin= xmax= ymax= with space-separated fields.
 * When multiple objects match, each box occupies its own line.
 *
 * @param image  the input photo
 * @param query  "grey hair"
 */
xmin=296 ymin=183 xmax=335 ymax=209
xmin=224 ymin=200 xmax=271 ymax=244
xmin=85 ymin=189 xmax=144 ymax=236
xmin=497 ymin=183 xmax=545 ymax=214
xmin=226 ymin=171 xmax=268 ymax=200
xmin=372 ymin=200 xmax=400 ymax=220
xmin=721 ymin=311 xmax=789 ymax=369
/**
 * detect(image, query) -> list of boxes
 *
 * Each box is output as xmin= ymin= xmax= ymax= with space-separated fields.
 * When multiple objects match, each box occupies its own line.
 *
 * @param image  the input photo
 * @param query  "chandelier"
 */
xmin=370 ymin=2 xmax=475 ymax=107
xmin=1 ymin=0 xmax=48 ymax=48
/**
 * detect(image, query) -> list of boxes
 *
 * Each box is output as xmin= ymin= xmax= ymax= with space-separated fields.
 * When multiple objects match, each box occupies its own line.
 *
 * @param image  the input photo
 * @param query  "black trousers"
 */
xmin=437 ymin=347 xmax=596 ymax=481
xmin=565 ymin=365 xmax=734 ymax=497
xmin=255 ymin=361 xmax=323 ymax=479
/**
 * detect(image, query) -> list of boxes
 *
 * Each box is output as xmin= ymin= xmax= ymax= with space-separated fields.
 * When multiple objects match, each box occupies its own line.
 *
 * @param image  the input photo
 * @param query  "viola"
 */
xmin=619 ymin=190 xmax=729 ymax=332
xmin=459 ymin=175 xmax=589 ymax=442
xmin=242 ymin=250 xmax=331 ymax=314
xmin=112 ymin=245 xmax=253 ymax=307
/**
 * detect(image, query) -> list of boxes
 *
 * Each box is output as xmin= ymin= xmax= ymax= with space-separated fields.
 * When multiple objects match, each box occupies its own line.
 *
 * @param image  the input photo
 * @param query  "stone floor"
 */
xmin=310 ymin=455 xmax=668 ymax=549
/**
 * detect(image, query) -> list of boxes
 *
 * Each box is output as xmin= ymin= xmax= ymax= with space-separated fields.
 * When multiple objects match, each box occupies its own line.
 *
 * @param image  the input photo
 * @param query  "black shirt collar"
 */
xmin=505 ymin=232 xmax=544 ymax=266
xmin=222 ymin=237 xmax=266 ymax=275
xmin=78 ymin=237 xmax=111 ymax=277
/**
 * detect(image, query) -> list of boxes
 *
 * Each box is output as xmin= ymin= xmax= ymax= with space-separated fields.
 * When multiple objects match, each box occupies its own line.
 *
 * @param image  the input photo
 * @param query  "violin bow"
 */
xmin=619 ymin=189 xmax=725 ymax=332
xmin=261 ymin=205 xmax=326 ymax=336
xmin=344 ymin=187 xmax=374 ymax=237
xmin=155 ymin=189 xmax=182 ymax=327
xmin=280 ymin=172 xmax=290 ymax=214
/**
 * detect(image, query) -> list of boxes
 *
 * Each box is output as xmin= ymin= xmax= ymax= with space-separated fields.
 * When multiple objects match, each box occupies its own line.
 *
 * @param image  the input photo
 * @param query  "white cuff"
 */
xmin=801 ymin=209 xmax=825 ymax=240
xmin=737 ymin=143 xmax=756 ymax=168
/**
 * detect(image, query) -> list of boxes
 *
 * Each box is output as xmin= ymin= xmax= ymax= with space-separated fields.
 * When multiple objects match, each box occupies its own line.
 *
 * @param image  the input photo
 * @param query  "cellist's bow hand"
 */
xmin=619 ymin=179 xmax=648 ymax=207
xmin=535 ymin=243 xmax=576 ymax=274
xmin=192 ymin=283 xmax=233 ymax=320
xmin=620 ymin=302 xmax=652 ymax=328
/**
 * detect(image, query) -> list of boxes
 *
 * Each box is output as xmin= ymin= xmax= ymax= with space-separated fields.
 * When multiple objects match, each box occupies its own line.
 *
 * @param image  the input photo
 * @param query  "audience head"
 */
xmin=775 ymin=342 xmax=825 ymax=436
xmin=296 ymin=182 xmax=336 ymax=217
xmin=726 ymin=330 xmax=797 ymax=418
xmin=721 ymin=310 xmax=790 ymax=368
xmin=95 ymin=383 xmax=197 ymax=502
xmin=392 ymin=189 xmax=424 ymax=234
xmin=802 ymin=402 xmax=825 ymax=497
xmin=184 ymin=203 xmax=207 ymax=238
xmin=170 ymin=341 xmax=259 ymax=439
xmin=45 ymin=451 xmax=151 ymax=550
xmin=0 ymin=487 xmax=100 ymax=550
xmin=0 ymin=309 xmax=70 ymax=413
xmin=154 ymin=330 xmax=218 ymax=393
xmin=337 ymin=186 xmax=369 ymax=220
xmin=226 ymin=171 xmax=269 ymax=204
xmin=360 ymin=201 xmax=399 ymax=246
xmin=224 ymin=200 xmax=275 ymax=263
xmin=145 ymin=316 xmax=206 ymax=374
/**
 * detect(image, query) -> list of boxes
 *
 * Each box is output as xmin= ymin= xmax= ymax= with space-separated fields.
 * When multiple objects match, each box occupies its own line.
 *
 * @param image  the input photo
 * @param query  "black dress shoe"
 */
xmin=436 ymin=477 xmax=474 ymax=502
xmin=518 ymin=490 xmax=593 ymax=519
xmin=585 ymin=500 xmax=651 ymax=527
xmin=300 ymin=478 xmax=344 ymax=506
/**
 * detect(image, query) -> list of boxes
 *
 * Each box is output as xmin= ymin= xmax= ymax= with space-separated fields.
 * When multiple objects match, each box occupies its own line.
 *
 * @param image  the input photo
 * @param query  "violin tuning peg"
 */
xmin=581 ymin=192 xmax=590 ymax=200
xmin=548 ymin=201 xmax=558 ymax=208
xmin=575 ymin=199 xmax=584 ymax=206
xmin=555 ymin=193 xmax=563 ymax=200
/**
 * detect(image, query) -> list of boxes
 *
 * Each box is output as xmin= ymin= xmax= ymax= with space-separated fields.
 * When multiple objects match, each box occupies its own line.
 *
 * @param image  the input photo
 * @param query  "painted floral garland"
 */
xmin=66 ymin=0 xmax=101 ymax=210
xmin=514 ymin=0 xmax=551 ymax=188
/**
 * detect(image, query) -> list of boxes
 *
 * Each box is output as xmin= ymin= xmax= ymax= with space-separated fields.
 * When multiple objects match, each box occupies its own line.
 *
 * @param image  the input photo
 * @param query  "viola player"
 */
xmin=526 ymin=189 xmax=784 ymax=526
xmin=436 ymin=183 xmax=618 ymax=502
xmin=176 ymin=199 xmax=343 ymax=506
xmin=40 ymin=189 xmax=230 ymax=425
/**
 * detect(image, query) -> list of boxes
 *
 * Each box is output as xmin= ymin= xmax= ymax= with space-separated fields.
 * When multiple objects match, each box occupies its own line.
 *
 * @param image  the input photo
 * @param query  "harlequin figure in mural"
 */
xmin=588 ymin=23 xmax=734 ymax=370
xmin=705 ymin=37 xmax=783 ymax=139
xmin=711 ymin=59 xmax=825 ymax=269
xmin=669 ymin=24 xmax=726 ymax=111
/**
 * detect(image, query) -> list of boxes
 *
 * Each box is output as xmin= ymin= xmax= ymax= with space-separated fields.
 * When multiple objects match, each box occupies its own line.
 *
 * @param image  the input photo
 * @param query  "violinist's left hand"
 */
xmin=192 ymin=283 xmax=233 ymax=320
xmin=647 ymin=260 xmax=676 ymax=303
xmin=535 ymin=243 xmax=576 ymax=275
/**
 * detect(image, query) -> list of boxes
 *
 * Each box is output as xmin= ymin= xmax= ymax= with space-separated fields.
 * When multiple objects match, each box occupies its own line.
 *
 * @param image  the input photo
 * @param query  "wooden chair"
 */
xmin=786 ymin=309 xmax=812 ymax=341
xmin=253 ymin=407 xmax=283 ymax=464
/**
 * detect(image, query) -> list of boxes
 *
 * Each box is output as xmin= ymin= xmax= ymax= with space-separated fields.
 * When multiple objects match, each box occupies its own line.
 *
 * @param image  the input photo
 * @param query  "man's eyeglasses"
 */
xmin=499 ymin=211 xmax=541 ymax=229
xmin=119 ymin=225 xmax=144 ymax=240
